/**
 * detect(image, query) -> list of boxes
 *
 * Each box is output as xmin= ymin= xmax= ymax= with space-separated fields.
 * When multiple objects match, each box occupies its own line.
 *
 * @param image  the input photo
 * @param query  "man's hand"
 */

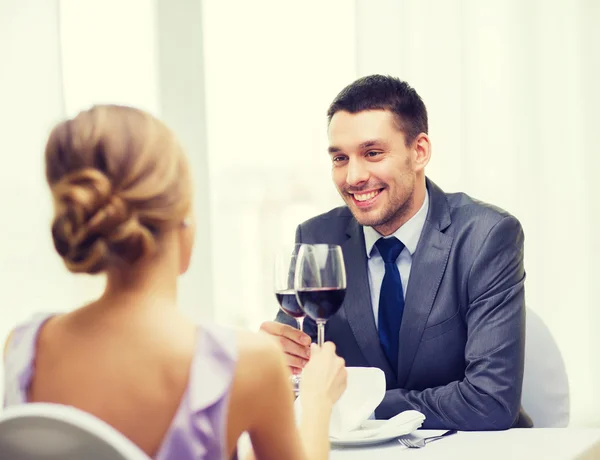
xmin=260 ymin=321 xmax=312 ymax=373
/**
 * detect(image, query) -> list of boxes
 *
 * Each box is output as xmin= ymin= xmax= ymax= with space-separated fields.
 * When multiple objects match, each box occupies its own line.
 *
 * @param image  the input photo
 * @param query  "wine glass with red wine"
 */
xmin=294 ymin=244 xmax=346 ymax=347
xmin=273 ymin=243 xmax=306 ymax=394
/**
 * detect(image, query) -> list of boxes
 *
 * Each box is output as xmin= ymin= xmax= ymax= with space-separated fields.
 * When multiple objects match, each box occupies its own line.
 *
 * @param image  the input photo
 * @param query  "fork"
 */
xmin=398 ymin=429 xmax=458 ymax=448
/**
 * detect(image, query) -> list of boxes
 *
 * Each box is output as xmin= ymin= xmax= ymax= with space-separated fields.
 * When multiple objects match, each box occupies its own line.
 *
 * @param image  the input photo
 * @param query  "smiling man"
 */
xmin=261 ymin=75 xmax=532 ymax=430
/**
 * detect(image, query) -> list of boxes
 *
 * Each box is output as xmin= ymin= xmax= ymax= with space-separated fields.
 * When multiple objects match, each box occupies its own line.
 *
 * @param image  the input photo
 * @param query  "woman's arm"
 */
xmin=227 ymin=332 xmax=345 ymax=460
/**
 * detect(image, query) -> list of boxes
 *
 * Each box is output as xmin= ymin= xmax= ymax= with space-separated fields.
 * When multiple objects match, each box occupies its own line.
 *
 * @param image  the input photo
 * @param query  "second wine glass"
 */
xmin=295 ymin=244 xmax=347 ymax=347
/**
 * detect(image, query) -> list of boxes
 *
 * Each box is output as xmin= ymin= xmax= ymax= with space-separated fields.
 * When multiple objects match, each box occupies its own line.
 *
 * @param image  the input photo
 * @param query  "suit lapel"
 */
xmin=342 ymin=219 xmax=395 ymax=384
xmin=396 ymin=179 xmax=453 ymax=387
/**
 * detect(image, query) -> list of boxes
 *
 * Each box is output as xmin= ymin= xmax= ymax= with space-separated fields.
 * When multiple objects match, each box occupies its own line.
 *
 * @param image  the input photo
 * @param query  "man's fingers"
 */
xmin=260 ymin=321 xmax=311 ymax=346
xmin=279 ymin=336 xmax=310 ymax=360
xmin=279 ymin=325 xmax=311 ymax=346
xmin=285 ymin=353 xmax=308 ymax=370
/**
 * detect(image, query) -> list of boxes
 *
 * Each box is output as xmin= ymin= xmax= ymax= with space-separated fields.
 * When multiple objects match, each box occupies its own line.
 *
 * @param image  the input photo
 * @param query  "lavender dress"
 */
xmin=3 ymin=313 xmax=238 ymax=460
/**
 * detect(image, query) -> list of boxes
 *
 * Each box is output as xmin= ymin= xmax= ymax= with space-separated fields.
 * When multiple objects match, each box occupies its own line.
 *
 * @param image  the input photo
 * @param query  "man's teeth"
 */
xmin=354 ymin=190 xmax=379 ymax=202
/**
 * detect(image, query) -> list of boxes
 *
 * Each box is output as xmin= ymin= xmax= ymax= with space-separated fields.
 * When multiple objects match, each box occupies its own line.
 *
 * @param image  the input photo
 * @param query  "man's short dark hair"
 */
xmin=327 ymin=75 xmax=428 ymax=145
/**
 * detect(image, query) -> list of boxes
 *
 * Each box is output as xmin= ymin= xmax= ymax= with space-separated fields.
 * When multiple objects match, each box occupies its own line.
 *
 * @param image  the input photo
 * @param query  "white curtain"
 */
xmin=356 ymin=0 xmax=600 ymax=427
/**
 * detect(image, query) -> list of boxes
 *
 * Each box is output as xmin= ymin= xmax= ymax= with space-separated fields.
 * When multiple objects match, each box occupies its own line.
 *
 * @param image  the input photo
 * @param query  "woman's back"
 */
xmin=4 ymin=307 xmax=237 ymax=459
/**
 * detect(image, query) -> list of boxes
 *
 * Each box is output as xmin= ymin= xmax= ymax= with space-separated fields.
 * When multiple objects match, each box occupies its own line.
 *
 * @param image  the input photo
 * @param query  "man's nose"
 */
xmin=346 ymin=159 xmax=369 ymax=187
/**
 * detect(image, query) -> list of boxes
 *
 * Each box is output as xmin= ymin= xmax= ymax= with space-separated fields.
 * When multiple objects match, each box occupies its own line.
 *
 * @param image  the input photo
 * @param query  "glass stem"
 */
xmin=296 ymin=316 xmax=305 ymax=332
xmin=317 ymin=320 xmax=326 ymax=347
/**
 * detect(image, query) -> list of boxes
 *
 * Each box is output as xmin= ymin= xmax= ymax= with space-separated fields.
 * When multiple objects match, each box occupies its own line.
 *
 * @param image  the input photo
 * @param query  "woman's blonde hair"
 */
xmin=46 ymin=105 xmax=191 ymax=274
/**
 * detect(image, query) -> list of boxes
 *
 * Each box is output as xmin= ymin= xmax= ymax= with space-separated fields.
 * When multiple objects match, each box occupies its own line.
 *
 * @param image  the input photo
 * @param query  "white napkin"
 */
xmin=295 ymin=367 xmax=387 ymax=437
xmin=331 ymin=410 xmax=426 ymax=441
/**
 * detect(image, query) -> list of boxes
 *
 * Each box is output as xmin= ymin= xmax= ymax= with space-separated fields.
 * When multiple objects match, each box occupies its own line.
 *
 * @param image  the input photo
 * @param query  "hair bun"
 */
xmin=51 ymin=168 xmax=156 ymax=274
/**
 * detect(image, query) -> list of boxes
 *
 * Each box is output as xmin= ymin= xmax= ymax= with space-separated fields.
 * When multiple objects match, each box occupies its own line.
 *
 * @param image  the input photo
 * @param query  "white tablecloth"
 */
xmin=330 ymin=429 xmax=600 ymax=459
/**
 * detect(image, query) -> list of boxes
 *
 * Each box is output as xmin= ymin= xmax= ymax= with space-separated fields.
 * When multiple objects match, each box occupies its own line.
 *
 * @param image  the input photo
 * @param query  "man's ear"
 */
xmin=412 ymin=133 xmax=431 ymax=172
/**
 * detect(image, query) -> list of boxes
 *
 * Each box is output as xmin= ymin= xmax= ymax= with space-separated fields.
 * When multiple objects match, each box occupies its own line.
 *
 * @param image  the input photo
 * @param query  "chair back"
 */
xmin=522 ymin=308 xmax=570 ymax=427
xmin=0 ymin=403 xmax=151 ymax=460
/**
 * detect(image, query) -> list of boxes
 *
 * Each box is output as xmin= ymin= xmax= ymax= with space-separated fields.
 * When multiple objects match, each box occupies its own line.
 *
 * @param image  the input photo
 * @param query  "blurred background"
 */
xmin=1 ymin=0 xmax=599 ymax=427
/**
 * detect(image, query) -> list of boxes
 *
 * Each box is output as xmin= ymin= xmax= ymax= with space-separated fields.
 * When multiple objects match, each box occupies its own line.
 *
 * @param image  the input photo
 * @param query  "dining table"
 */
xmin=329 ymin=428 xmax=600 ymax=459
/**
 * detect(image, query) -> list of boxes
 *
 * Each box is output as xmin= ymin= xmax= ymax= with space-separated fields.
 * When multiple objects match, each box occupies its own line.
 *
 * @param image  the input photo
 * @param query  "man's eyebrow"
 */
xmin=328 ymin=139 xmax=388 ymax=155
xmin=358 ymin=139 xmax=387 ymax=149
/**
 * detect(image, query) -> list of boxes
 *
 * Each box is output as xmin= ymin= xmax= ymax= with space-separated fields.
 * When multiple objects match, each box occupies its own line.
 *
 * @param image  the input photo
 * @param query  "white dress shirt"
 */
xmin=363 ymin=190 xmax=430 ymax=329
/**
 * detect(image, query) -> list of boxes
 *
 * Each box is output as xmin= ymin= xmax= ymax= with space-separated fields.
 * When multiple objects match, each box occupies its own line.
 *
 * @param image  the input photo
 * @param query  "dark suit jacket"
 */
xmin=276 ymin=178 xmax=532 ymax=430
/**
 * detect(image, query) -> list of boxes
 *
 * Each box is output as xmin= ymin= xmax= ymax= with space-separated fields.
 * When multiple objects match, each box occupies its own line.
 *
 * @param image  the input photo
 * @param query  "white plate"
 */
xmin=330 ymin=418 xmax=423 ymax=447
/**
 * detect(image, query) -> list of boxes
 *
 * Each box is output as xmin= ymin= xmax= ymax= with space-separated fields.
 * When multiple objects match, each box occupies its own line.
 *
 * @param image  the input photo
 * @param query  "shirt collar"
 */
xmin=363 ymin=189 xmax=430 ymax=258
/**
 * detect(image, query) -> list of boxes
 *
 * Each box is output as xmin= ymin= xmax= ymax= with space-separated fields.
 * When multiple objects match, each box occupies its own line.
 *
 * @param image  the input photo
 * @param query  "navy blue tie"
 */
xmin=375 ymin=236 xmax=405 ymax=372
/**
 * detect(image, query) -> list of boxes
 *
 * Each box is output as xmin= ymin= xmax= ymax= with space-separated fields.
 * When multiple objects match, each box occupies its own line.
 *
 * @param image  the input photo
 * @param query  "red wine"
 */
xmin=275 ymin=290 xmax=305 ymax=318
xmin=296 ymin=288 xmax=346 ymax=321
